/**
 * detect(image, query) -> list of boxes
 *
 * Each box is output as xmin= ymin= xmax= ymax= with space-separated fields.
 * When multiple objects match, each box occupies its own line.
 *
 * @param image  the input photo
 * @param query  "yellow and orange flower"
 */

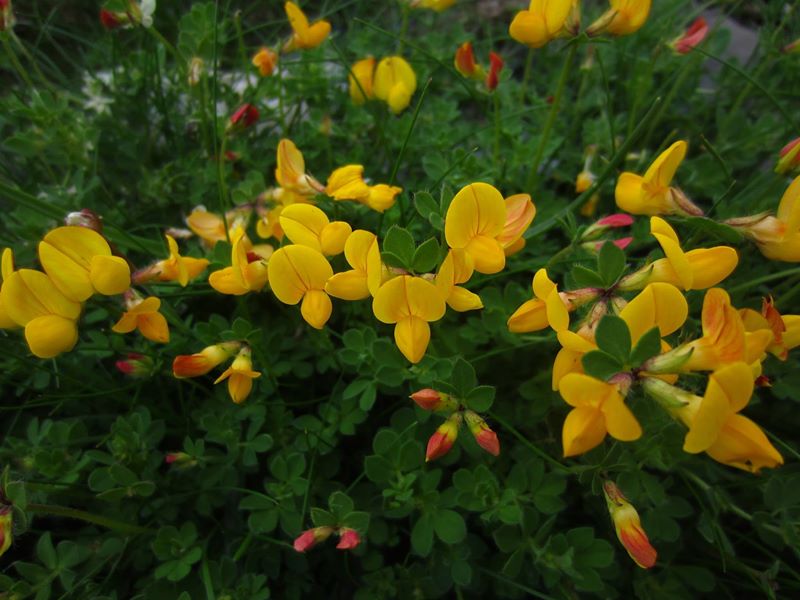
xmin=214 ymin=346 xmax=260 ymax=404
xmin=283 ymin=1 xmax=330 ymax=52
xmin=112 ymin=294 xmax=170 ymax=344
xmin=603 ymin=481 xmax=657 ymax=569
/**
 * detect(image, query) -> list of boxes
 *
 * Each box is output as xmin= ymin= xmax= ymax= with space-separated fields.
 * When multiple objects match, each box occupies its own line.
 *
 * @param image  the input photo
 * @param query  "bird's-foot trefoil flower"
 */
xmin=372 ymin=275 xmax=446 ymax=363
xmin=349 ymin=57 xmax=376 ymax=104
xmin=445 ymin=182 xmax=508 ymax=274
xmin=269 ymin=244 xmax=334 ymax=329
xmin=252 ymin=47 xmax=278 ymax=76
xmin=454 ymin=42 xmax=485 ymax=80
xmin=485 ymin=52 xmax=504 ymax=91
xmin=603 ymin=481 xmax=657 ymax=569
xmin=325 ymin=230 xmax=383 ymax=301
xmin=508 ymin=269 xmax=596 ymax=333
xmin=276 ymin=139 xmax=325 ymax=196
xmin=587 ymin=0 xmax=651 ymax=37
xmin=38 ymin=225 xmax=131 ymax=302
xmin=173 ymin=341 xmax=243 ymax=378
xmin=410 ymin=389 xmax=459 ymax=412
xmin=559 ymin=373 xmax=642 ymax=457
xmin=336 ymin=528 xmax=361 ymax=550
xmin=112 ymin=291 xmax=170 ymax=343
xmin=509 ymin=0 xmax=579 ymax=48
xmin=209 ymin=228 xmax=270 ymax=295
xmin=0 ymin=248 xmax=18 ymax=330
xmin=465 ymin=410 xmax=500 ymax=456
xmin=326 ymin=164 xmax=403 ymax=212
xmin=293 ymin=526 xmax=334 ymax=552
xmin=435 ymin=249 xmax=483 ymax=312
xmin=670 ymin=17 xmax=708 ymax=54
xmin=214 ymin=346 xmax=260 ymax=404
xmin=615 ymin=141 xmax=703 ymax=216
xmin=279 ymin=204 xmax=351 ymax=256
xmin=498 ymin=193 xmax=536 ymax=256
xmin=426 ymin=412 xmax=462 ymax=462
xmin=133 ymin=235 xmax=209 ymax=287
xmin=283 ymin=1 xmax=330 ymax=52
xmin=740 ymin=297 xmax=800 ymax=361
xmin=116 ymin=353 xmax=154 ymax=377
xmin=186 ymin=205 xmax=252 ymax=247
xmin=373 ymin=56 xmax=417 ymax=114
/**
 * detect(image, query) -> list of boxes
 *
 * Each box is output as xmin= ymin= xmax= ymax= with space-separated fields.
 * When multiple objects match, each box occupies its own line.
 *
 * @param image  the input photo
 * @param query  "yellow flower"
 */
xmin=372 ymin=275 xmax=446 ymax=363
xmin=349 ymin=58 xmax=376 ymax=105
xmin=603 ymin=481 xmax=657 ymax=569
xmin=0 ymin=268 xmax=81 ymax=358
xmin=559 ymin=373 xmax=642 ymax=457
xmin=283 ymin=1 xmax=330 ymax=52
xmin=373 ymin=56 xmax=417 ymax=114
xmin=214 ymin=346 xmax=261 ymax=404
xmin=435 ymin=249 xmax=483 ymax=312
xmin=444 ymin=182 xmax=507 ymax=274
xmin=325 ymin=165 xmax=403 ymax=213
xmin=740 ymin=297 xmax=800 ymax=361
xmin=325 ymin=230 xmax=383 ymax=300
xmin=279 ymin=204 xmax=351 ymax=256
xmin=727 ymin=175 xmax=800 ymax=262
xmin=38 ymin=226 xmax=131 ymax=302
xmin=509 ymin=0 xmax=577 ymax=48
xmin=587 ymin=0 xmax=651 ymax=37
xmin=268 ymin=244 xmax=334 ymax=329
xmin=620 ymin=217 xmax=738 ymax=291
xmin=0 ymin=506 xmax=12 ymax=559
xmin=135 ymin=235 xmax=209 ymax=287
xmin=112 ymin=295 xmax=170 ymax=343
xmin=615 ymin=141 xmax=702 ymax=216
xmin=0 ymin=248 xmax=18 ymax=329
xmin=173 ymin=341 xmax=242 ymax=378
xmin=209 ymin=228 xmax=269 ymax=295
xmin=497 ymin=193 xmax=536 ymax=256
xmin=275 ymin=139 xmax=325 ymax=196
xmin=507 ymin=268 xmax=573 ymax=333
xmin=252 ymin=47 xmax=278 ymax=76
xmin=186 ymin=205 xmax=252 ymax=247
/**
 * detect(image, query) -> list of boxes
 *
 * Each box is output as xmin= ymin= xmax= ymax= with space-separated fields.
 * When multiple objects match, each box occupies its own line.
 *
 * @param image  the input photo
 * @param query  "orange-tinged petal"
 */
xmin=228 ymin=373 xmax=254 ymax=404
xmin=285 ymin=1 xmax=309 ymax=34
xmin=394 ymin=316 xmax=431 ymax=363
xmin=705 ymin=413 xmax=783 ymax=473
xmin=464 ymin=235 xmax=506 ymax=274
xmin=304 ymin=20 xmax=331 ymax=48
xmin=301 ymin=289 xmax=332 ymax=329
xmin=617 ymin=520 xmax=658 ymax=569
xmin=498 ymin=193 xmax=535 ymax=248
xmin=562 ymin=406 xmax=607 ymax=457
xmin=445 ymin=182 xmax=506 ymax=249
xmin=89 ymin=255 xmax=131 ymax=296
xmin=111 ymin=312 xmax=138 ymax=334
xmin=25 ymin=314 xmax=78 ymax=358
xmin=138 ymin=311 xmax=170 ymax=343
xmin=186 ymin=208 xmax=227 ymax=245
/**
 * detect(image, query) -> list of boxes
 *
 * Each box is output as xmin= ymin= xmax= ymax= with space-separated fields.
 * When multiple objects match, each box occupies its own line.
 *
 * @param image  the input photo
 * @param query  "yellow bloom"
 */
xmin=349 ymin=58 xmax=376 ymax=105
xmin=587 ymin=0 xmax=651 ymax=37
xmin=268 ymin=245 xmax=334 ymax=329
xmin=112 ymin=295 xmax=170 ymax=343
xmin=173 ymin=341 xmax=241 ymax=378
xmin=509 ymin=0 xmax=577 ymax=48
xmin=0 ymin=248 xmax=18 ymax=329
xmin=214 ymin=346 xmax=260 ymax=404
xmin=325 ymin=230 xmax=383 ymax=300
xmin=740 ymin=297 xmax=800 ymax=361
xmin=603 ymin=481 xmax=657 ymax=569
xmin=252 ymin=47 xmax=278 ymax=76
xmin=728 ymin=175 xmax=800 ymax=262
xmin=325 ymin=164 xmax=402 ymax=213
xmin=373 ymin=56 xmax=417 ymax=114
xmin=275 ymin=139 xmax=324 ymax=196
xmin=615 ymin=141 xmax=702 ymax=216
xmin=559 ymin=373 xmax=642 ymax=457
xmin=279 ymin=204 xmax=351 ymax=256
xmin=411 ymin=0 xmax=455 ymax=11
xmin=497 ymin=193 xmax=536 ymax=256
xmin=38 ymin=226 xmax=130 ymax=302
xmin=372 ymin=275 xmax=446 ymax=363
xmin=186 ymin=205 xmax=252 ymax=247
xmin=135 ymin=235 xmax=209 ymax=287
xmin=435 ymin=249 xmax=483 ymax=312
xmin=0 ymin=268 xmax=81 ymax=358
xmin=507 ymin=268 xmax=573 ymax=333
xmin=283 ymin=1 xmax=331 ymax=52
xmin=445 ymin=182 xmax=507 ymax=274
xmin=209 ymin=228 xmax=269 ymax=295
xmin=620 ymin=217 xmax=738 ymax=291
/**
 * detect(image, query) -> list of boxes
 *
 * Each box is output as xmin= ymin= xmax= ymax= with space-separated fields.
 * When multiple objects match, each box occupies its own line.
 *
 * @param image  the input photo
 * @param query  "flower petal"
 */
xmin=394 ymin=316 xmax=430 ymax=363
xmin=25 ymin=314 xmax=78 ymax=358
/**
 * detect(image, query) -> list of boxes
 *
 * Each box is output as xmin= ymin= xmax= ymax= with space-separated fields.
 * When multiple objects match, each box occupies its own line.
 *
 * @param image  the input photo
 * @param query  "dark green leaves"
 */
xmin=382 ymin=225 xmax=441 ymax=273
xmin=597 ymin=241 xmax=626 ymax=287
xmin=594 ymin=315 xmax=631 ymax=363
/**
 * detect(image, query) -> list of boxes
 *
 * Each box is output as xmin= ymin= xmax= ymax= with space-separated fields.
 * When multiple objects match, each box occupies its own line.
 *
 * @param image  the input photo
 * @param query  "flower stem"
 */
xmin=27 ymin=503 xmax=152 ymax=534
xmin=519 ymin=48 xmax=534 ymax=106
xmin=525 ymin=42 xmax=577 ymax=192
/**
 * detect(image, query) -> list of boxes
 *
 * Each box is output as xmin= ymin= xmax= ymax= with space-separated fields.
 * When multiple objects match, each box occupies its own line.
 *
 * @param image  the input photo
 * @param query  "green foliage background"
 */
xmin=1 ymin=0 xmax=800 ymax=598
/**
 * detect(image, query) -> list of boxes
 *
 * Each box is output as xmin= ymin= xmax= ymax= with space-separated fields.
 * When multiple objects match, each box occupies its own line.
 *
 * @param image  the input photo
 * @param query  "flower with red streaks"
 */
xmin=425 ymin=412 xmax=461 ymax=462
xmin=465 ymin=410 xmax=500 ymax=456
xmin=603 ymin=481 xmax=657 ymax=569
xmin=229 ymin=103 xmax=259 ymax=129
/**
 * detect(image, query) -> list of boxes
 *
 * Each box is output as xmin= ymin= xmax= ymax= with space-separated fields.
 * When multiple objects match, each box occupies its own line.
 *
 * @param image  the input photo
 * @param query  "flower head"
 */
xmin=134 ymin=235 xmax=209 ymax=287
xmin=214 ymin=346 xmax=260 ymax=404
xmin=373 ymin=56 xmax=417 ymax=114
xmin=115 ymin=353 xmax=154 ymax=377
xmin=325 ymin=230 xmax=383 ymax=301
xmin=269 ymin=244 xmax=334 ymax=329
xmin=454 ymin=42 xmax=484 ymax=80
xmin=279 ymin=204 xmax=351 ymax=256
xmin=209 ymin=228 xmax=269 ymax=295
xmin=349 ymin=58 xmax=376 ymax=104
xmin=507 ymin=268 xmax=575 ymax=333
xmin=283 ymin=1 xmax=331 ymax=52
xmin=252 ymin=47 xmax=278 ymax=76
xmin=276 ymin=139 xmax=325 ymax=196
xmin=603 ymin=481 xmax=657 ymax=569
xmin=410 ymin=389 xmax=458 ymax=412
xmin=112 ymin=294 xmax=170 ymax=343
xmin=588 ymin=0 xmax=651 ymax=37
xmin=445 ymin=182 xmax=508 ymax=274
xmin=173 ymin=342 xmax=242 ymax=378
xmin=465 ymin=410 xmax=500 ymax=456
xmin=509 ymin=0 xmax=577 ymax=48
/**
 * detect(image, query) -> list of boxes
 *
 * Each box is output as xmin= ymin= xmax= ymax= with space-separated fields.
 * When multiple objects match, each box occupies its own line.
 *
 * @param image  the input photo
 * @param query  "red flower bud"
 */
xmin=671 ymin=17 xmax=708 ymax=54
xmin=164 ymin=452 xmax=196 ymax=468
xmin=597 ymin=213 xmax=634 ymax=228
xmin=486 ymin=51 xmax=504 ymax=91
xmin=465 ymin=410 xmax=500 ymax=456
xmin=230 ymin=103 xmax=259 ymax=128
xmin=454 ymin=42 xmax=479 ymax=79
xmin=410 ymin=388 xmax=456 ymax=412
xmin=336 ymin=527 xmax=361 ymax=550
xmin=425 ymin=413 xmax=461 ymax=462
xmin=115 ymin=353 xmax=154 ymax=377
xmin=603 ymin=481 xmax=657 ymax=569
xmin=99 ymin=8 xmax=123 ymax=30
xmin=293 ymin=526 xmax=334 ymax=552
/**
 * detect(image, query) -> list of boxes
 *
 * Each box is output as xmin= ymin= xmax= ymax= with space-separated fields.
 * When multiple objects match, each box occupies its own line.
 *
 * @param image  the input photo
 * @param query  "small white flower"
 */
xmin=139 ymin=0 xmax=156 ymax=28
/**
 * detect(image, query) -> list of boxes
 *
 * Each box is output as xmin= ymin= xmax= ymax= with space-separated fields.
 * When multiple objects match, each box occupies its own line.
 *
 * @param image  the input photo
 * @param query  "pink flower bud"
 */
xmin=410 ymin=388 xmax=456 ymax=412
xmin=336 ymin=528 xmax=361 ymax=550
xmin=230 ymin=103 xmax=259 ymax=129
xmin=597 ymin=214 xmax=634 ymax=228
xmin=293 ymin=526 xmax=334 ymax=553
xmin=425 ymin=413 xmax=461 ymax=462
xmin=115 ymin=353 xmax=154 ymax=377
xmin=164 ymin=452 xmax=195 ymax=468
xmin=465 ymin=410 xmax=500 ymax=456
xmin=671 ymin=17 xmax=708 ymax=54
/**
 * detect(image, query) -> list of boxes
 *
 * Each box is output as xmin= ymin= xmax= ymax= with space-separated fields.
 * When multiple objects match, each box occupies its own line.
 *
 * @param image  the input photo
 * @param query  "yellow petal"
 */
xmin=279 ymin=204 xmax=328 ymax=252
xmin=394 ymin=316 xmax=431 ymax=363
xmin=228 ymin=373 xmax=254 ymax=404
xmin=138 ymin=311 xmax=170 ymax=343
xmin=301 ymin=289 xmax=332 ymax=329
xmin=445 ymin=182 xmax=506 ymax=249
xmin=705 ymin=413 xmax=783 ymax=473
xmin=552 ymin=347 xmax=584 ymax=391
xmin=615 ymin=173 xmax=646 ymax=215
xmin=532 ymin=268 xmax=556 ymax=299
xmin=320 ymin=221 xmax=352 ymax=256
xmin=365 ymin=184 xmax=402 ymax=212
xmin=498 ymin=194 xmax=535 ymax=248
xmin=1 ymin=247 xmax=13 ymax=280
xmin=711 ymin=361 xmax=754 ymax=414
xmin=644 ymin=141 xmax=687 ymax=188
xmin=349 ymin=59 xmax=376 ymax=104
xmin=244 ymin=261 xmax=269 ymax=292
xmin=284 ymin=1 xmax=309 ymax=35
xmin=89 ymin=255 xmax=131 ymax=296
xmin=777 ymin=175 xmax=800 ymax=234
xmin=326 ymin=164 xmax=369 ymax=200
xmin=25 ymin=314 xmax=78 ymax=358
xmin=38 ymin=240 xmax=94 ymax=302
xmin=303 ymin=20 xmax=331 ymax=49
xmin=557 ymin=330 xmax=596 ymax=352
xmin=620 ymin=282 xmax=687 ymax=342
xmin=372 ymin=275 xmax=445 ymax=323
xmin=544 ymin=0 xmax=573 ymax=35
xmin=562 ymin=406 xmax=607 ymax=457
xmin=509 ymin=11 xmax=548 ymax=48
xmin=42 ymin=226 xmax=110 ymax=268
xmin=545 ymin=289 xmax=570 ymax=332
xmin=186 ymin=208 xmax=226 ymax=245
xmin=209 ymin=266 xmax=250 ymax=296
xmin=373 ymin=56 xmax=417 ymax=104
xmin=268 ymin=245 xmax=333 ymax=305
xmin=447 ymin=286 xmax=483 ymax=312
xmin=602 ymin=394 xmax=643 ymax=441
xmin=685 ymin=247 xmax=738 ymax=289
xmin=507 ymin=298 xmax=548 ymax=333
xmin=465 ymin=235 xmax=506 ymax=274
xmin=1 ymin=269 xmax=81 ymax=325
xmin=325 ymin=271 xmax=369 ymax=300
xmin=275 ymin=138 xmax=306 ymax=190
xmin=559 ymin=373 xmax=611 ymax=408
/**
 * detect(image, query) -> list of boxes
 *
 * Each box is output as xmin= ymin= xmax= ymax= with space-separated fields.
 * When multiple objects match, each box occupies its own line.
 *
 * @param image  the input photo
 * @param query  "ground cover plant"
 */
xmin=2 ymin=0 xmax=800 ymax=597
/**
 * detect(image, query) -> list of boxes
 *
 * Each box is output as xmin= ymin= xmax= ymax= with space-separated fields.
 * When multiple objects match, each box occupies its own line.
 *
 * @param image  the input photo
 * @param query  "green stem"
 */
xmin=2 ymin=33 xmax=35 ymax=89
xmin=519 ymin=48 xmax=534 ymax=105
xmin=727 ymin=267 xmax=800 ymax=294
xmin=397 ymin=5 xmax=410 ymax=55
xmin=526 ymin=43 xmax=577 ymax=191
xmin=148 ymin=27 xmax=183 ymax=68
xmin=27 ymin=503 xmax=152 ymax=534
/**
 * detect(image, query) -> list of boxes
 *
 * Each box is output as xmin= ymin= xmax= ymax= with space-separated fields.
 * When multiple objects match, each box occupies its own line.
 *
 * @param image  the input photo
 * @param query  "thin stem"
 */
xmin=27 ymin=503 xmax=152 ymax=534
xmin=519 ymin=48 xmax=534 ymax=106
xmin=526 ymin=43 xmax=577 ymax=191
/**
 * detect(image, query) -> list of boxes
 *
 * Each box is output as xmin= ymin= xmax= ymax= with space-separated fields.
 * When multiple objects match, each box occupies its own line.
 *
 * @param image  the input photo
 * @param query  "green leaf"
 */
xmin=380 ymin=251 xmax=407 ymax=269
xmin=451 ymin=358 xmax=477 ymax=398
xmin=597 ymin=241 xmax=626 ymax=287
xmin=328 ymin=491 xmax=354 ymax=517
xmin=341 ymin=511 xmax=370 ymax=532
xmin=571 ymin=265 xmax=606 ymax=289
xmin=582 ymin=350 xmax=624 ymax=381
xmin=412 ymin=238 xmax=441 ymax=273
xmin=310 ymin=508 xmax=337 ymax=528
xmin=685 ymin=216 xmax=744 ymax=244
xmin=414 ymin=191 xmax=439 ymax=219
xmin=411 ymin=514 xmax=434 ymax=556
xmin=36 ymin=533 xmax=57 ymax=570
xmin=594 ymin=315 xmax=631 ymax=363
xmin=465 ymin=386 xmax=495 ymax=412
xmin=383 ymin=226 xmax=415 ymax=267
xmin=433 ymin=509 xmax=466 ymax=544
xmin=630 ymin=326 xmax=662 ymax=367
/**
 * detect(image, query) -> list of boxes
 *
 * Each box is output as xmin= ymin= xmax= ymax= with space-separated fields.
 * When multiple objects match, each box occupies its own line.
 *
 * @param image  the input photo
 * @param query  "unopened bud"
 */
xmin=485 ymin=51 xmax=503 ymax=91
xmin=641 ymin=344 xmax=694 ymax=375
xmin=115 ymin=353 xmax=154 ymax=377
xmin=293 ymin=526 xmax=334 ymax=553
xmin=0 ymin=505 xmax=12 ymax=558
xmin=65 ymin=209 xmax=103 ymax=232
xmin=410 ymin=388 xmax=457 ymax=412
xmin=228 ymin=103 xmax=259 ymax=131
xmin=173 ymin=342 xmax=242 ymax=378
xmin=425 ymin=413 xmax=461 ymax=462
xmin=603 ymin=481 xmax=657 ymax=569
xmin=336 ymin=527 xmax=361 ymax=550
xmin=776 ymin=138 xmax=800 ymax=174
xmin=464 ymin=410 xmax=500 ymax=456
xmin=165 ymin=452 xmax=196 ymax=468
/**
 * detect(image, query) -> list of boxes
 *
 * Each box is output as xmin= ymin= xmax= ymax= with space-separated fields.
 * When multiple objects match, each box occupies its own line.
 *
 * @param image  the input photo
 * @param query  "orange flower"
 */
xmin=252 ymin=47 xmax=278 ymax=76
xmin=112 ymin=294 xmax=170 ymax=343
xmin=173 ymin=342 xmax=242 ymax=378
